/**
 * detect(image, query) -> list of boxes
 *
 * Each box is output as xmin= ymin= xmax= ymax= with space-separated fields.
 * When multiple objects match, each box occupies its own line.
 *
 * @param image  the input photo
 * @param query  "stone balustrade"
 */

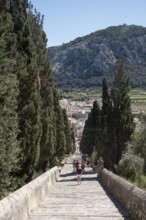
xmin=98 ymin=168 xmax=146 ymax=220
xmin=0 ymin=166 xmax=59 ymax=220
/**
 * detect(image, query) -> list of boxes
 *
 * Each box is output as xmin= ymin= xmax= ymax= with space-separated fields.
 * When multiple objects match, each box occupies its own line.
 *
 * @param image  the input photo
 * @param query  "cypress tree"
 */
xmin=38 ymin=67 xmax=56 ymax=171
xmin=80 ymin=101 xmax=101 ymax=157
xmin=0 ymin=0 xmax=20 ymax=195
xmin=62 ymin=109 xmax=74 ymax=154
xmin=110 ymin=60 xmax=134 ymax=168
xmin=100 ymin=78 xmax=112 ymax=168
xmin=53 ymin=89 xmax=66 ymax=159
xmin=10 ymin=0 xmax=41 ymax=180
xmin=27 ymin=5 xmax=56 ymax=171
xmin=70 ymin=127 xmax=76 ymax=154
xmin=80 ymin=113 xmax=93 ymax=156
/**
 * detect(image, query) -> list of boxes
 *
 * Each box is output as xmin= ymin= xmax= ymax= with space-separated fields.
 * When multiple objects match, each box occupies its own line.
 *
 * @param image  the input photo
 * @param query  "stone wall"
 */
xmin=99 ymin=168 xmax=146 ymax=220
xmin=0 ymin=166 xmax=59 ymax=220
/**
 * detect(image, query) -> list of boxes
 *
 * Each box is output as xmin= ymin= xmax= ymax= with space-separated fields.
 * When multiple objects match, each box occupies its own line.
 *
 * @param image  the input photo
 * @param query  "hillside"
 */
xmin=48 ymin=25 xmax=146 ymax=90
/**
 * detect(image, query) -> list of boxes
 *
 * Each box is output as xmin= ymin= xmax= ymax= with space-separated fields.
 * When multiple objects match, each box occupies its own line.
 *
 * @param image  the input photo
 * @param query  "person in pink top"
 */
xmin=76 ymin=164 xmax=82 ymax=184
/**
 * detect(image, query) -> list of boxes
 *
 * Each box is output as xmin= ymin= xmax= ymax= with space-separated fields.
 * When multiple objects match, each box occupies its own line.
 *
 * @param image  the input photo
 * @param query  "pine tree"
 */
xmin=110 ymin=60 xmax=134 ymax=168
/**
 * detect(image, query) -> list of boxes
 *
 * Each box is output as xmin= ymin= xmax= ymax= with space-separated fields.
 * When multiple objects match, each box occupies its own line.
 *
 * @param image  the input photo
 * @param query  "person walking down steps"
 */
xmin=76 ymin=164 xmax=82 ymax=184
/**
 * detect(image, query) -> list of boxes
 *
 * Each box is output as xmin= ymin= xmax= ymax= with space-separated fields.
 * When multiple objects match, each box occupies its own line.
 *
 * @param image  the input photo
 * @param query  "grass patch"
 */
xmin=128 ymin=175 xmax=146 ymax=191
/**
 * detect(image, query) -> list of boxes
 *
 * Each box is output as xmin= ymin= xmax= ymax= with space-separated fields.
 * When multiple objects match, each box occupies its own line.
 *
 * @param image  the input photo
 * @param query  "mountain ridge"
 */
xmin=48 ymin=24 xmax=146 ymax=90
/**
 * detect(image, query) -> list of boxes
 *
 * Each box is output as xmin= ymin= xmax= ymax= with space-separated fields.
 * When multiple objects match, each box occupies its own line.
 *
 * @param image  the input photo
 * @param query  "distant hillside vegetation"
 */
xmin=48 ymin=25 xmax=146 ymax=90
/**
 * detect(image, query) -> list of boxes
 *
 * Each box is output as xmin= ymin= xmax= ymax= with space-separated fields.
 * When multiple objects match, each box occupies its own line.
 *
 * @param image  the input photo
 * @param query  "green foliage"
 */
xmin=70 ymin=128 xmax=76 ymax=153
xmin=0 ymin=1 xmax=20 ymax=196
xmin=27 ymin=5 xmax=57 ymax=172
xmin=99 ymin=78 xmax=112 ymax=168
xmin=54 ymin=89 xmax=66 ymax=159
xmin=139 ymin=176 xmax=146 ymax=190
xmin=8 ymin=0 xmax=42 ymax=180
xmin=80 ymin=60 xmax=135 ymax=171
xmin=109 ymin=60 xmax=135 ymax=167
xmin=0 ymin=73 xmax=20 ymax=195
xmin=0 ymin=0 xmax=73 ymax=198
xmin=90 ymin=149 xmax=98 ymax=165
xmin=126 ymin=128 xmax=146 ymax=173
xmin=80 ymin=101 xmax=101 ymax=157
xmin=122 ymin=131 xmax=146 ymax=190
xmin=117 ymin=149 xmax=144 ymax=181
xmin=62 ymin=109 xmax=74 ymax=154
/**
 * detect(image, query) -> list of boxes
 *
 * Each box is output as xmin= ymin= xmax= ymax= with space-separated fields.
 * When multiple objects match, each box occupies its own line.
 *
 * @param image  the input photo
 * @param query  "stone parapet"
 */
xmin=0 ymin=166 xmax=59 ymax=220
xmin=99 ymin=168 xmax=146 ymax=220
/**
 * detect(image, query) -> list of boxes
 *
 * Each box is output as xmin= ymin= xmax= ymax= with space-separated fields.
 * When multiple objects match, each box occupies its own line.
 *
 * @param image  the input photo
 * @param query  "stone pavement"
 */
xmin=28 ymin=155 xmax=132 ymax=220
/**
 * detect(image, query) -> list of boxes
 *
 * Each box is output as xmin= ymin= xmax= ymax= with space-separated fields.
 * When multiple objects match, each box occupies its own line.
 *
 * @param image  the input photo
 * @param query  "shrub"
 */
xmin=117 ymin=151 xmax=144 ymax=181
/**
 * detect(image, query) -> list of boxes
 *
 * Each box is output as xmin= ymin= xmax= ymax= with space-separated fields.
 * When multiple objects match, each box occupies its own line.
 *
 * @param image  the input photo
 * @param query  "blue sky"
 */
xmin=30 ymin=0 xmax=146 ymax=47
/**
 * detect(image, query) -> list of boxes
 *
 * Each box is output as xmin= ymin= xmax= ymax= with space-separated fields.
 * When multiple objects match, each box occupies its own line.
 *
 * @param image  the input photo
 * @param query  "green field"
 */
xmin=130 ymin=89 xmax=146 ymax=111
xmin=59 ymin=88 xmax=101 ymax=101
xmin=59 ymin=88 xmax=146 ymax=112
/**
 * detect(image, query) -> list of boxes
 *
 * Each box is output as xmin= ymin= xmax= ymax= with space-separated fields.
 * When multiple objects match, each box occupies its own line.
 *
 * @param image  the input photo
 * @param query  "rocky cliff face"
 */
xmin=48 ymin=25 xmax=146 ymax=89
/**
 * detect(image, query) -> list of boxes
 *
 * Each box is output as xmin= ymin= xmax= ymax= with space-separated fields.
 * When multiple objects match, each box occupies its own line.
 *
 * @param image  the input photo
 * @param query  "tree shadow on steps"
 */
xmin=57 ymin=177 xmax=77 ymax=182
xmin=57 ymin=176 xmax=98 ymax=182
xmin=59 ymin=172 xmax=76 ymax=177
xmin=60 ymin=169 xmax=96 ymax=178
xmin=81 ymin=176 xmax=97 ymax=181
xmin=82 ymin=170 xmax=96 ymax=175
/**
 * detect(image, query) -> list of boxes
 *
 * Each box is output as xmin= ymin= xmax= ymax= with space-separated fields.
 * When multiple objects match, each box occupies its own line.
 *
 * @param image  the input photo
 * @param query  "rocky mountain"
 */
xmin=48 ymin=25 xmax=146 ymax=90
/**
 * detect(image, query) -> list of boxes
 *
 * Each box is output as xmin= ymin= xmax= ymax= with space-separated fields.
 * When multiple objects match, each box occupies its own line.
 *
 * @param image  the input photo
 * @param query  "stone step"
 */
xmin=28 ymin=156 xmax=131 ymax=220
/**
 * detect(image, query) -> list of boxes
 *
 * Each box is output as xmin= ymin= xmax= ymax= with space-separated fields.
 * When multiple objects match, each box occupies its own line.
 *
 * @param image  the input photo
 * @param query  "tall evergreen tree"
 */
xmin=62 ymin=109 xmax=74 ymax=154
xmin=10 ymin=0 xmax=41 ymax=180
xmin=27 ymin=5 xmax=56 ymax=172
xmin=80 ymin=113 xmax=93 ymax=156
xmin=100 ymin=78 xmax=112 ymax=168
xmin=0 ymin=0 xmax=20 ymax=195
xmin=80 ymin=101 xmax=101 ymax=157
xmin=70 ymin=127 xmax=76 ymax=154
xmin=53 ymin=89 xmax=66 ymax=159
xmin=110 ymin=60 xmax=134 ymax=168
xmin=38 ymin=65 xmax=56 ymax=171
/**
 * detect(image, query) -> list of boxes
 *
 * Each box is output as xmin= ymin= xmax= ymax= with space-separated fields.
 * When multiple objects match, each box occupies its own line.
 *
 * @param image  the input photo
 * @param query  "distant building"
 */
xmin=132 ymin=110 xmax=141 ymax=116
xmin=83 ymin=104 xmax=93 ymax=113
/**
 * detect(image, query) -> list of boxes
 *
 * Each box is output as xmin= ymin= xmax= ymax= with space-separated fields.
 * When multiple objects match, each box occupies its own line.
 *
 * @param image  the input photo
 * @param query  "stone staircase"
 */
xmin=28 ymin=155 xmax=131 ymax=220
